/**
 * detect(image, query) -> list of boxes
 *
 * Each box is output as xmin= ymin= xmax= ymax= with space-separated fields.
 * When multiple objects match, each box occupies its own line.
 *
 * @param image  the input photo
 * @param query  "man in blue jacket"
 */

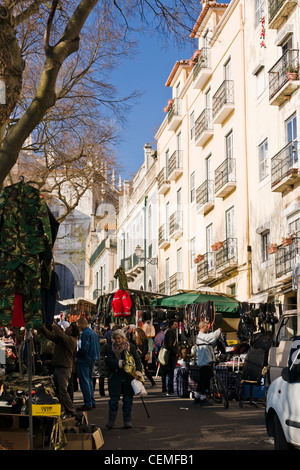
xmin=76 ymin=317 xmax=100 ymax=411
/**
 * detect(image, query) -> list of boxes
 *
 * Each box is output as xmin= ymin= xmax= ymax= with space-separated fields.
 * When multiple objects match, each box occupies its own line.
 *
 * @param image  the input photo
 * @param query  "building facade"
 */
xmin=245 ymin=0 xmax=300 ymax=309
xmin=156 ymin=0 xmax=250 ymax=302
xmin=117 ymin=144 xmax=158 ymax=292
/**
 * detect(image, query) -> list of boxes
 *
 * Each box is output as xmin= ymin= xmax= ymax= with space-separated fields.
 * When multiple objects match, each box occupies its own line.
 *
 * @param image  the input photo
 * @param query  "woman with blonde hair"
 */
xmin=133 ymin=327 xmax=156 ymax=387
xmin=105 ymin=329 xmax=143 ymax=429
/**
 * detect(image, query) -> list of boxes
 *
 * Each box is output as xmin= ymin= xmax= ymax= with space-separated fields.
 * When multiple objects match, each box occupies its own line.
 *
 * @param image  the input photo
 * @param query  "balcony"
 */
xmin=271 ymin=141 xmax=299 ymax=192
xmin=197 ymin=252 xmax=216 ymax=284
xmin=159 ymin=280 xmax=170 ymax=295
xmin=212 ymin=80 xmax=234 ymax=124
xmin=196 ymin=180 xmax=215 ymax=214
xmin=195 ymin=108 xmax=214 ymax=147
xmin=157 ymin=167 xmax=171 ymax=195
xmin=121 ymin=253 xmax=144 ymax=281
xmin=158 ymin=223 xmax=171 ymax=249
xmin=268 ymin=0 xmax=297 ymax=29
xmin=170 ymin=272 xmax=183 ymax=294
xmin=215 ymin=158 xmax=236 ymax=198
xmin=193 ymin=47 xmax=212 ymax=89
xmin=167 ymin=98 xmax=181 ymax=131
xmin=168 ymin=150 xmax=183 ymax=181
xmin=215 ymin=238 xmax=238 ymax=273
xmin=169 ymin=210 xmax=183 ymax=240
xmin=269 ymin=49 xmax=300 ymax=106
xmin=275 ymin=240 xmax=300 ymax=280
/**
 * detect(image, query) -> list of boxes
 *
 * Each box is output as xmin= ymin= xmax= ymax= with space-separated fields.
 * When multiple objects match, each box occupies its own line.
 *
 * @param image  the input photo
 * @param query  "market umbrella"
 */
xmin=151 ymin=291 xmax=239 ymax=316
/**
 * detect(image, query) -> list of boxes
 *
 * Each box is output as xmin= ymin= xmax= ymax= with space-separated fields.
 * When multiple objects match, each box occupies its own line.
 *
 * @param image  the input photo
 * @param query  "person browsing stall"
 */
xmin=194 ymin=321 xmax=222 ymax=406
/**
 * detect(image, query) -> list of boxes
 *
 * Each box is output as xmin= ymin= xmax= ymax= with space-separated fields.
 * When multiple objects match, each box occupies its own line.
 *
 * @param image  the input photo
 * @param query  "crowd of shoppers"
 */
xmin=37 ymin=315 xmax=220 ymax=426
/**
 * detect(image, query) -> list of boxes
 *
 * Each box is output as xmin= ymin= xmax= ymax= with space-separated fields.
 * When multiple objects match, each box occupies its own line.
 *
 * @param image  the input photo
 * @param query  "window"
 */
xmin=190 ymin=111 xmax=195 ymax=140
xmin=259 ymin=139 xmax=268 ymax=182
xmin=165 ymin=149 xmax=169 ymax=179
xmin=190 ymin=237 xmax=196 ymax=267
xmin=288 ymin=216 xmax=300 ymax=237
xmin=224 ymin=58 xmax=231 ymax=80
xmin=225 ymin=131 xmax=234 ymax=159
xmin=255 ymin=0 xmax=265 ymax=28
xmin=256 ymin=66 xmax=265 ymax=98
xmin=286 ymin=113 xmax=298 ymax=164
xmin=261 ymin=230 xmax=270 ymax=263
xmin=190 ymin=171 xmax=195 ymax=203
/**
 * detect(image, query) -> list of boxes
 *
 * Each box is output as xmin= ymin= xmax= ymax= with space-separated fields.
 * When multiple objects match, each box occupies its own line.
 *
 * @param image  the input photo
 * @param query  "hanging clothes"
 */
xmin=114 ymin=266 xmax=128 ymax=290
xmin=0 ymin=182 xmax=53 ymax=328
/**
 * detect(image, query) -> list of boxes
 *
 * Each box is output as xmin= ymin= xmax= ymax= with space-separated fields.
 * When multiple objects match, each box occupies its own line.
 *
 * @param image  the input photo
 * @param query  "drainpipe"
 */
xmin=241 ymin=1 xmax=252 ymax=298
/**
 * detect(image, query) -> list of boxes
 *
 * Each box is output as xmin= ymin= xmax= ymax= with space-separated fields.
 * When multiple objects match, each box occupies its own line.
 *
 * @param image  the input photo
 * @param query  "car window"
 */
xmin=277 ymin=316 xmax=298 ymax=342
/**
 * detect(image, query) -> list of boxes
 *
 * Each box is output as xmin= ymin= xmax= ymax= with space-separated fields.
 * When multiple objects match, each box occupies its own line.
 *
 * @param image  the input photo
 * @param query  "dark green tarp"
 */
xmin=151 ymin=291 xmax=239 ymax=317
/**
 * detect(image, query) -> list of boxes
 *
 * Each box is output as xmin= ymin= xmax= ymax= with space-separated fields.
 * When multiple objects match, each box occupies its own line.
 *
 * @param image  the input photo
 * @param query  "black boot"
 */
xmin=123 ymin=411 xmax=132 ymax=429
xmin=106 ymin=409 xmax=117 ymax=429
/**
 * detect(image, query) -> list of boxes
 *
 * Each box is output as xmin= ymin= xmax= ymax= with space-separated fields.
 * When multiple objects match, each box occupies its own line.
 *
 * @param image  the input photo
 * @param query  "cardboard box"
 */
xmin=0 ymin=430 xmax=30 ymax=450
xmin=64 ymin=428 xmax=104 ymax=451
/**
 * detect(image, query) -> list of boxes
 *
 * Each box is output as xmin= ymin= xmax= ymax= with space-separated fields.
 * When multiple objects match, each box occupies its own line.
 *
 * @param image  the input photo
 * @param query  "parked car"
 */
xmin=267 ymin=310 xmax=298 ymax=385
xmin=265 ymin=337 xmax=300 ymax=450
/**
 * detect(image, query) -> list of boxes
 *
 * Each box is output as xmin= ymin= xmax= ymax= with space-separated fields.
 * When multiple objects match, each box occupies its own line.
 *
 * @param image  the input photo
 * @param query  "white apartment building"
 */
xmin=156 ymin=0 xmax=250 ymax=301
xmin=117 ymin=144 xmax=158 ymax=292
xmin=245 ymin=0 xmax=300 ymax=309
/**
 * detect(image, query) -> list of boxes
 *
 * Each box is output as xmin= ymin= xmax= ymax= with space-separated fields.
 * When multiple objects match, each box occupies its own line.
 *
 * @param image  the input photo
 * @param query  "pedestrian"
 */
xmin=103 ymin=322 xmax=116 ymax=346
xmin=160 ymin=320 xmax=179 ymax=396
xmin=105 ymin=329 xmax=143 ymax=429
xmin=153 ymin=322 xmax=167 ymax=358
xmin=93 ymin=333 xmax=108 ymax=397
xmin=194 ymin=321 xmax=222 ymax=406
xmin=41 ymin=322 xmax=79 ymax=417
xmin=76 ymin=317 xmax=100 ymax=411
xmin=133 ymin=327 xmax=155 ymax=387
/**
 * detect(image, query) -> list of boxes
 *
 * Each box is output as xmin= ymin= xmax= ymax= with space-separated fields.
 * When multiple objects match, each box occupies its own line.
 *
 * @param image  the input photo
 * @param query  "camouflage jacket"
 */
xmin=0 ymin=182 xmax=52 ymax=257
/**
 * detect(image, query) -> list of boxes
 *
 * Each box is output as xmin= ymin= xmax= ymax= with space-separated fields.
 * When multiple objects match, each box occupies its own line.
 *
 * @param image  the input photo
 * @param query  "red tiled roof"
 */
xmin=190 ymin=2 xmax=229 ymax=38
xmin=165 ymin=60 xmax=191 ymax=87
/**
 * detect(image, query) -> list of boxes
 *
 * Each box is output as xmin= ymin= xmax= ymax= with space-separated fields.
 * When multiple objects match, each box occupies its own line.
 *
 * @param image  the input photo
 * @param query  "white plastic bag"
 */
xmin=131 ymin=379 xmax=148 ymax=396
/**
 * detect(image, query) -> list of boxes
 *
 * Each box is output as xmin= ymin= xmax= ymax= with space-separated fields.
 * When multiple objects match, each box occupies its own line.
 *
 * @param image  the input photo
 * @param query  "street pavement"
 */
xmin=73 ymin=376 xmax=274 ymax=453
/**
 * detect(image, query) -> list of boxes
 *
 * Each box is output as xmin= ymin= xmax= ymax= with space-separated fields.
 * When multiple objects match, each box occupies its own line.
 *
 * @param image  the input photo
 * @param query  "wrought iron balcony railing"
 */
xmin=193 ymin=47 xmax=211 ymax=80
xmin=275 ymin=240 xmax=300 ymax=278
xmin=158 ymin=223 xmax=170 ymax=248
xmin=271 ymin=140 xmax=299 ymax=188
xmin=212 ymin=80 xmax=234 ymax=121
xmin=168 ymin=150 xmax=183 ymax=179
xmin=215 ymin=158 xmax=236 ymax=195
xmin=170 ymin=272 xmax=183 ymax=294
xmin=215 ymin=238 xmax=237 ymax=271
xmin=195 ymin=108 xmax=213 ymax=143
xmin=169 ymin=210 xmax=183 ymax=238
xmin=197 ymin=252 xmax=215 ymax=283
xmin=268 ymin=0 xmax=297 ymax=28
xmin=196 ymin=180 xmax=214 ymax=212
xmin=269 ymin=49 xmax=299 ymax=100
xmin=167 ymin=97 xmax=181 ymax=123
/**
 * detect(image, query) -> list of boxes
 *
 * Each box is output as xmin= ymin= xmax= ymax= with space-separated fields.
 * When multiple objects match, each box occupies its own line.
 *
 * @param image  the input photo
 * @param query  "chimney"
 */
xmin=144 ymin=143 xmax=152 ymax=171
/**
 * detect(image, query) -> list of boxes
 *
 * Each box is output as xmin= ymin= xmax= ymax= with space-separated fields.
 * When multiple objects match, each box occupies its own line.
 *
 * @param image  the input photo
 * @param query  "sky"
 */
xmin=111 ymin=34 xmax=196 ymax=181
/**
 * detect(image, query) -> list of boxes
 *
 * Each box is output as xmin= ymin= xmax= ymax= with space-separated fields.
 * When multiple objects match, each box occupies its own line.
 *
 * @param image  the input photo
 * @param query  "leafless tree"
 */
xmin=0 ymin=0 xmax=199 ymax=193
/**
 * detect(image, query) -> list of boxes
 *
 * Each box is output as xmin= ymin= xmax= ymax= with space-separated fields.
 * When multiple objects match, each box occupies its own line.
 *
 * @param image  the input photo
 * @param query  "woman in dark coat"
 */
xmin=105 ymin=329 xmax=143 ymax=429
xmin=133 ymin=327 xmax=155 ymax=387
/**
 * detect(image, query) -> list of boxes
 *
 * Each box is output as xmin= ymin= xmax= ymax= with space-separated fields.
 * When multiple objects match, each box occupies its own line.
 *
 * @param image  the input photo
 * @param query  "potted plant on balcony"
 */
xmin=194 ymin=254 xmax=204 ymax=264
xmin=282 ymin=235 xmax=293 ymax=247
xmin=286 ymin=64 xmax=298 ymax=81
xmin=267 ymin=243 xmax=278 ymax=254
xmin=211 ymin=241 xmax=223 ymax=252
